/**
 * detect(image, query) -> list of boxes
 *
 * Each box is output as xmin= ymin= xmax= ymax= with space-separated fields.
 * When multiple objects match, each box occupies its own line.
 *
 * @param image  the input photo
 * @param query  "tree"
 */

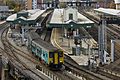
xmin=109 ymin=1 xmax=116 ymax=9
xmin=5 ymin=0 xmax=21 ymax=12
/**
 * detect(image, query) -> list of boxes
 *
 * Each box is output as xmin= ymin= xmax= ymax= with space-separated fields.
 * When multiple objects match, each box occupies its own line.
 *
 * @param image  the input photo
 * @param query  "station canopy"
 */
xmin=94 ymin=8 xmax=120 ymax=17
xmin=6 ymin=9 xmax=45 ymax=25
xmin=47 ymin=8 xmax=94 ymax=29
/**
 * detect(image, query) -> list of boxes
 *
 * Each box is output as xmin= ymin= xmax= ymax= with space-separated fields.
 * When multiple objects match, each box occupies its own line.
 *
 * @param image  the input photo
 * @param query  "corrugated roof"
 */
xmin=29 ymin=32 xmax=57 ymax=51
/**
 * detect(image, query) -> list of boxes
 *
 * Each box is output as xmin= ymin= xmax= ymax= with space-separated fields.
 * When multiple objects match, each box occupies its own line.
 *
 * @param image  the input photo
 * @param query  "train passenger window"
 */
xmin=59 ymin=51 xmax=63 ymax=57
xmin=37 ymin=49 xmax=40 ymax=53
xmin=43 ymin=54 xmax=45 ymax=57
xmin=32 ymin=45 xmax=36 ymax=50
xmin=49 ymin=52 xmax=53 ymax=58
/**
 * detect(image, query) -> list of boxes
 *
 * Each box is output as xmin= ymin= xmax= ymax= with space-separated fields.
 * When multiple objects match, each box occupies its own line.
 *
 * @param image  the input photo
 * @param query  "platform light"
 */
xmin=71 ymin=24 xmax=73 ymax=27
xmin=86 ymin=26 xmax=91 ymax=28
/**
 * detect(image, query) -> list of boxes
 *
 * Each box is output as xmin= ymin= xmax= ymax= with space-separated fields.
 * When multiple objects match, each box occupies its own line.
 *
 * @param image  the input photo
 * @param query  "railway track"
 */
xmin=79 ymin=11 xmax=120 ymax=79
xmin=1 ymin=26 xmax=77 ymax=80
xmin=1 ymin=26 xmax=49 ymax=80
xmin=51 ymin=28 xmax=113 ymax=80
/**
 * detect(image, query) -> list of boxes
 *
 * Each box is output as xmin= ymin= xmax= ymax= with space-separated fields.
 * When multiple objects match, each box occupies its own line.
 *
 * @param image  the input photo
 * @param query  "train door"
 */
xmin=54 ymin=53 xmax=59 ymax=64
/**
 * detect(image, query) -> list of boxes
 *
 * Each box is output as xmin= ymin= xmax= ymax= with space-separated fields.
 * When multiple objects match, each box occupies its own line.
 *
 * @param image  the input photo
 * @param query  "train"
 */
xmin=28 ymin=31 xmax=64 ymax=70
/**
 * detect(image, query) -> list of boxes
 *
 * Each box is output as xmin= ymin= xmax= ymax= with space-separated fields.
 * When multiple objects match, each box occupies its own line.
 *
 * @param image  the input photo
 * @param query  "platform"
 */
xmin=70 ymin=55 xmax=88 ymax=65
xmin=51 ymin=28 xmax=98 ymax=66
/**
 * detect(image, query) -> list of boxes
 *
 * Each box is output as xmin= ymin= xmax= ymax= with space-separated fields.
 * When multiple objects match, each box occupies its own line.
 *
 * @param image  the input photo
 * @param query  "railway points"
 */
xmin=3 ymin=8 xmax=80 ymax=80
xmin=81 ymin=8 xmax=120 ymax=79
xmin=1 ymin=2 xmax=120 ymax=80
xmin=6 ymin=27 xmax=81 ymax=80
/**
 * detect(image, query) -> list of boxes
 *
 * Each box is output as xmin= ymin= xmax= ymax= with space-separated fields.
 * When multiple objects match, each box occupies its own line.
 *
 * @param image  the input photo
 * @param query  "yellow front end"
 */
xmin=54 ymin=53 xmax=58 ymax=64
xmin=48 ymin=50 xmax=64 ymax=69
xmin=59 ymin=57 xmax=64 ymax=64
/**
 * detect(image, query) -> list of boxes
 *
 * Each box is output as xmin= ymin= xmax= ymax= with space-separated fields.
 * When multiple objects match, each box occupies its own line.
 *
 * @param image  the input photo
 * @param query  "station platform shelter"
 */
xmin=6 ymin=9 xmax=46 ymax=26
xmin=6 ymin=9 xmax=46 ymax=45
xmin=47 ymin=7 xmax=94 ymax=37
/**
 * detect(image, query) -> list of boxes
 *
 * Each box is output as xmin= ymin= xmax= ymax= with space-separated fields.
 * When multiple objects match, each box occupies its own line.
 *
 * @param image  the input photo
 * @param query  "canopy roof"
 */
xmin=48 ymin=9 xmax=94 ymax=28
xmin=94 ymin=8 xmax=120 ymax=17
xmin=6 ymin=9 xmax=45 ymax=24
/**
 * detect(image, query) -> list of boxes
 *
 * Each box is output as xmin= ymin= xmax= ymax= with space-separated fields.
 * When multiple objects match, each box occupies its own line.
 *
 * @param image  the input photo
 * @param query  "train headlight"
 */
xmin=50 ymin=61 xmax=53 ymax=63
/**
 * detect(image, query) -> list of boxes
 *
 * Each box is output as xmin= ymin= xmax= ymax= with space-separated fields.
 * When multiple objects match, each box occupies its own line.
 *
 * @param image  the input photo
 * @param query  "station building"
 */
xmin=114 ymin=0 xmax=120 ymax=9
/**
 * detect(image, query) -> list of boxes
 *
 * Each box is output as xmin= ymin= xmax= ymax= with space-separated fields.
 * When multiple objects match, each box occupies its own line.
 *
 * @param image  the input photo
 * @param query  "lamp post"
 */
xmin=60 ymin=9 xmax=64 ymax=42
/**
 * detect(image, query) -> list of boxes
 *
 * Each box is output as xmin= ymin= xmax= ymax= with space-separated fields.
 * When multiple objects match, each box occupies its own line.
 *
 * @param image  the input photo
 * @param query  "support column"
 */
xmin=76 ymin=29 xmax=79 ymax=35
xmin=88 ymin=44 xmax=91 ymax=60
xmin=76 ymin=45 xmax=80 ymax=56
xmin=98 ymin=16 xmax=107 ymax=65
xmin=21 ymin=27 xmax=25 ymax=45
xmin=64 ymin=28 xmax=67 ymax=37
xmin=68 ymin=36 xmax=70 ymax=48
xmin=111 ymin=40 xmax=115 ymax=62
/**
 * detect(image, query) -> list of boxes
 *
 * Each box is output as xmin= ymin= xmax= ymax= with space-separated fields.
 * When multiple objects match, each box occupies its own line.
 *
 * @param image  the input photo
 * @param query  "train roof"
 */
xmin=29 ymin=32 xmax=57 ymax=51
xmin=28 ymin=31 xmax=40 ymax=40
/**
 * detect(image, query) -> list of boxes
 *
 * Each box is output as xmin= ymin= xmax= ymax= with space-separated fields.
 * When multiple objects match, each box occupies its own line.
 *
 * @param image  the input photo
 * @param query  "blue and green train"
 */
xmin=28 ymin=32 xmax=64 ymax=70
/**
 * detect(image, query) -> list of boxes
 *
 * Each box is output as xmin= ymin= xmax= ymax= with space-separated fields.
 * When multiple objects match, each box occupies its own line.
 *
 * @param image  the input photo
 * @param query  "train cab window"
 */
xmin=49 ymin=52 xmax=53 ymax=58
xmin=59 ymin=51 xmax=63 ymax=57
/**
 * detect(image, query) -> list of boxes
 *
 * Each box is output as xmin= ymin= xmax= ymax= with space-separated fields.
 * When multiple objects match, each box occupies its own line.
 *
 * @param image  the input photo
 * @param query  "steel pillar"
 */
xmin=21 ymin=27 xmax=25 ymax=45
xmin=98 ymin=16 xmax=107 ymax=64
xmin=111 ymin=40 xmax=115 ymax=62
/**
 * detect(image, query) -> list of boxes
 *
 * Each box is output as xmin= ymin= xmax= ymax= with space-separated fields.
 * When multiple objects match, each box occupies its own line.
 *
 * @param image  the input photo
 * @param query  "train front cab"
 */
xmin=49 ymin=50 xmax=64 ymax=70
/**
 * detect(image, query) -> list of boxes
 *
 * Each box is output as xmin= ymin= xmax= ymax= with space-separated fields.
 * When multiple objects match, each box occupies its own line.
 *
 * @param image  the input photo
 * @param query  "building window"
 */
xmin=69 ymin=13 xmax=73 ymax=20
